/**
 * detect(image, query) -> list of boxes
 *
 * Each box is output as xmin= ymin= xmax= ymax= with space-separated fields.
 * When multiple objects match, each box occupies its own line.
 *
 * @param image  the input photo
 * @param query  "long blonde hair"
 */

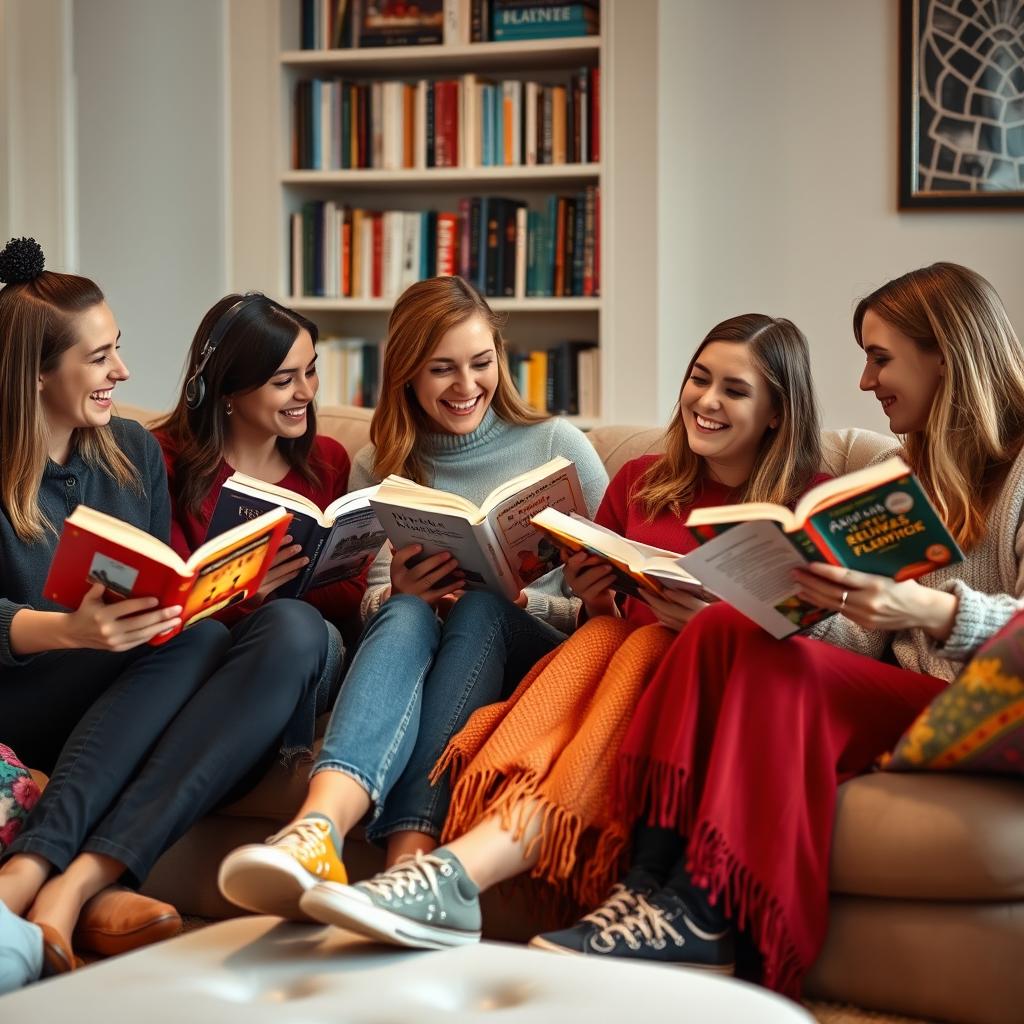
xmin=0 ymin=270 xmax=139 ymax=542
xmin=370 ymin=276 xmax=547 ymax=483
xmin=633 ymin=314 xmax=822 ymax=518
xmin=854 ymin=263 xmax=1024 ymax=551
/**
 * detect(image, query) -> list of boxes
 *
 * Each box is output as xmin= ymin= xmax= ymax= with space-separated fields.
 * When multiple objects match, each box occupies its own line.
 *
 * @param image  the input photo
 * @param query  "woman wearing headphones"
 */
xmin=0 ymin=240 xmax=330 ymax=985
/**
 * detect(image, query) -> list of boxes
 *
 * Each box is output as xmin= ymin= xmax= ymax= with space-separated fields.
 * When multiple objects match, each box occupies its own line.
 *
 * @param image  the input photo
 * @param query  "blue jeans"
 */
xmin=314 ymin=592 xmax=565 ymax=844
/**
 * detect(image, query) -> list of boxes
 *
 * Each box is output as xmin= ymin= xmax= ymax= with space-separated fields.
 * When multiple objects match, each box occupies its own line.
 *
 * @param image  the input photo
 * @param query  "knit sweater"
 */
xmin=350 ymin=408 xmax=609 ymax=634
xmin=813 ymin=443 xmax=1024 ymax=681
xmin=155 ymin=431 xmax=364 ymax=627
xmin=0 ymin=418 xmax=170 ymax=669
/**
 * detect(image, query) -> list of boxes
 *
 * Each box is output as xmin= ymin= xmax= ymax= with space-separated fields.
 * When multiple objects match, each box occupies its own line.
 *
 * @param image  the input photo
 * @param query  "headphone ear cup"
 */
xmin=185 ymin=374 xmax=205 ymax=410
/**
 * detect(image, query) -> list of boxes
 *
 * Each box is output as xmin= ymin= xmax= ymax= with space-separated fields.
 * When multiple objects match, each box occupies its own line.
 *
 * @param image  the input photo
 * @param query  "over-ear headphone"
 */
xmin=184 ymin=294 xmax=266 ymax=409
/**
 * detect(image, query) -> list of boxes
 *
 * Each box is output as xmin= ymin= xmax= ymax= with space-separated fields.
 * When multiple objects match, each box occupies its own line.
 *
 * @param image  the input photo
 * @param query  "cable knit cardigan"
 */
xmin=813 ymin=443 xmax=1024 ymax=681
xmin=349 ymin=408 xmax=609 ymax=635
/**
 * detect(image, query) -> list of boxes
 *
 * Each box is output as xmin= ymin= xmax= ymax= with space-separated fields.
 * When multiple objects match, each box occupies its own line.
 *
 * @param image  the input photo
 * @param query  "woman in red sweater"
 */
xmin=154 ymin=293 xmax=365 ymax=757
xmin=293 ymin=313 xmax=828 ymax=953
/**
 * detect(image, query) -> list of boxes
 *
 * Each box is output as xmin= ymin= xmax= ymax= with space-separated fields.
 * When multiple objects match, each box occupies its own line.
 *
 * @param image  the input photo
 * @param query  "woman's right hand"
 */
xmin=62 ymin=582 xmax=183 ymax=652
xmin=249 ymin=536 xmax=308 ymax=604
xmin=562 ymin=550 xmax=618 ymax=619
xmin=390 ymin=543 xmax=463 ymax=606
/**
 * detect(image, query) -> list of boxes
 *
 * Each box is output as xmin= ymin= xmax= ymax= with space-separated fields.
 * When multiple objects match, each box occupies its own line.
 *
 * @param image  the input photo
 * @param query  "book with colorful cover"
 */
xmin=44 ymin=505 xmax=291 ymax=644
xmin=681 ymin=456 xmax=963 ymax=638
xmin=206 ymin=473 xmax=385 ymax=600
xmin=370 ymin=457 xmax=585 ymax=600
xmin=530 ymin=508 xmax=716 ymax=602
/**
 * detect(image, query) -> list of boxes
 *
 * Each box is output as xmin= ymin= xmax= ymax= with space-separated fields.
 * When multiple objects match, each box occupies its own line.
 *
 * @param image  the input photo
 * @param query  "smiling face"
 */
xmin=38 ymin=301 xmax=128 ymax=435
xmin=228 ymin=329 xmax=318 ymax=440
xmin=410 ymin=314 xmax=499 ymax=435
xmin=679 ymin=340 xmax=779 ymax=485
xmin=858 ymin=308 xmax=945 ymax=434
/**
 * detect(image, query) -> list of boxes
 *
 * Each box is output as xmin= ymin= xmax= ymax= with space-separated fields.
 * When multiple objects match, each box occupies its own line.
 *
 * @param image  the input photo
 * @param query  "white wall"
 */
xmin=657 ymin=0 xmax=1024 ymax=433
xmin=73 ymin=0 xmax=228 ymax=411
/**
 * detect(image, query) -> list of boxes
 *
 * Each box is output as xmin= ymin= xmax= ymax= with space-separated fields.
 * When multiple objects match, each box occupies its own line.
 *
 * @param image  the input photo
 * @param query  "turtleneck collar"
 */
xmin=421 ymin=406 xmax=507 ymax=456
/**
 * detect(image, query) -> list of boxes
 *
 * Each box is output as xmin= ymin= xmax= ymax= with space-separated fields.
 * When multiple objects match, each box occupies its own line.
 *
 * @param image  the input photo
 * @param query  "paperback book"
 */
xmin=44 ymin=505 xmax=291 ymax=644
xmin=206 ymin=473 xmax=385 ymax=599
xmin=370 ymin=457 xmax=585 ymax=599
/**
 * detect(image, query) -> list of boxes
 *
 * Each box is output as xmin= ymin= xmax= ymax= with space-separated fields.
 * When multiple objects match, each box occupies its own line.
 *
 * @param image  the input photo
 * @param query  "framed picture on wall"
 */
xmin=900 ymin=0 xmax=1024 ymax=208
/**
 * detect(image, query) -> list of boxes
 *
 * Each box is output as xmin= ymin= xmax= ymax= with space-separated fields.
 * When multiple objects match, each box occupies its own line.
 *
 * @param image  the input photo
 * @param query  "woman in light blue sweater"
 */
xmin=219 ymin=276 xmax=608 ymax=918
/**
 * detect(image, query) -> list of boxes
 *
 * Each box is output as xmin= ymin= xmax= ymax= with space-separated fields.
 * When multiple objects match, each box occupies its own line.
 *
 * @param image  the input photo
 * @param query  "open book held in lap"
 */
xmin=206 ymin=473 xmax=385 ymax=599
xmin=370 ymin=457 xmax=586 ymax=600
xmin=44 ymin=505 xmax=290 ymax=644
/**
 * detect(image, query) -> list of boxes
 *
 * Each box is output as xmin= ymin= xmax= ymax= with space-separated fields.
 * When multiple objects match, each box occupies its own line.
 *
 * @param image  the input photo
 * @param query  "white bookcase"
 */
xmin=227 ymin=0 xmax=660 ymax=427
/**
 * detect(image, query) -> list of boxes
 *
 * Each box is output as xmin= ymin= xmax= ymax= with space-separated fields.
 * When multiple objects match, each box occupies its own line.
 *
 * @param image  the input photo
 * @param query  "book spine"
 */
xmin=484 ymin=198 xmax=502 ymax=296
xmin=513 ymin=204 xmax=527 ymax=298
xmin=501 ymin=201 xmax=518 ymax=296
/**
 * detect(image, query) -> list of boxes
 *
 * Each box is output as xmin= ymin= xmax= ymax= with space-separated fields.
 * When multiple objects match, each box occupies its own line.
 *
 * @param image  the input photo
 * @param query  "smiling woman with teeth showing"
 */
xmin=0 ymin=239 xmax=331 ymax=991
xmin=218 ymin=275 xmax=609 ymax=922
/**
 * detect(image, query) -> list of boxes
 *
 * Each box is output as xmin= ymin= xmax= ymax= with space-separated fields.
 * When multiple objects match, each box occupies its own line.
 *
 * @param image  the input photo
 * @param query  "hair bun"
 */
xmin=0 ymin=237 xmax=46 ymax=285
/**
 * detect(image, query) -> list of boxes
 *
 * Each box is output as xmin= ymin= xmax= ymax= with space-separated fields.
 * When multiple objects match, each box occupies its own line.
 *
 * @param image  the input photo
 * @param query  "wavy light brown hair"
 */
xmin=370 ymin=276 xmax=547 ymax=483
xmin=633 ymin=314 xmax=822 ymax=518
xmin=155 ymin=294 xmax=324 ymax=517
xmin=854 ymin=263 xmax=1024 ymax=550
xmin=0 ymin=271 xmax=139 ymax=541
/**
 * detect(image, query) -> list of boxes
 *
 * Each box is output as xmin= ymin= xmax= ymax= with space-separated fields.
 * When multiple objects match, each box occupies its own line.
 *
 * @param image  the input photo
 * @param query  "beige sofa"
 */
xmin=120 ymin=404 xmax=1022 ymax=1024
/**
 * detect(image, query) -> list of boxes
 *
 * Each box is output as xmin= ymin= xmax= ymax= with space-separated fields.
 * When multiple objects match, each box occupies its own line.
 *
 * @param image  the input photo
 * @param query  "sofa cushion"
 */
xmin=829 ymin=772 xmax=1024 ymax=900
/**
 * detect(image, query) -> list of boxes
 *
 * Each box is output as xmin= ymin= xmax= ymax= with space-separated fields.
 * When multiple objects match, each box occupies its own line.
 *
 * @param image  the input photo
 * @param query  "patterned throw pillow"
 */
xmin=887 ymin=611 xmax=1024 ymax=775
xmin=0 ymin=743 xmax=40 ymax=853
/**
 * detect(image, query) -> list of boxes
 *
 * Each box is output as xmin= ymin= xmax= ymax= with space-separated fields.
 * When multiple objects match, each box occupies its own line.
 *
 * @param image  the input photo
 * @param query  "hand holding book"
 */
xmin=390 ymin=543 xmax=466 ymax=607
xmin=60 ymin=583 xmax=184 ymax=652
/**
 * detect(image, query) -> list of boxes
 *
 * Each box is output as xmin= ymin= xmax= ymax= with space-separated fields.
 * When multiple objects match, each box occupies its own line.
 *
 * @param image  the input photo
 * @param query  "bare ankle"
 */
xmin=385 ymin=831 xmax=438 ymax=868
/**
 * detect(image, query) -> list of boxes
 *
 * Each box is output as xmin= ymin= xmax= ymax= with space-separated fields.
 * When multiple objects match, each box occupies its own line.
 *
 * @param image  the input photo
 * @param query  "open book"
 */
xmin=680 ymin=456 xmax=964 ymax=638
xmin=206 ymin=473 xmax=385 ymax=599
xmin=44 ymin=505 xmax=291 ymax=644
xmin=530 ymin=508 xmax=716 ymax=602
xmin=370 ymin=457 xmax=586 ymax=600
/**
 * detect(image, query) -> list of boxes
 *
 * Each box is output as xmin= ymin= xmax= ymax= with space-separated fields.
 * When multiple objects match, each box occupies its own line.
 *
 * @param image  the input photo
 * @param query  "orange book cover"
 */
xmin=44 ymin=505 xmax=291 ymax=644
xmin=403 ymin=84 xmax=415 ymax=168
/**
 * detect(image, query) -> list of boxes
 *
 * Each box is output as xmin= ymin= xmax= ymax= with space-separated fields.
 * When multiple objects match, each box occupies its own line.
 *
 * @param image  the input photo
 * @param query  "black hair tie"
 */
xmin=0 ymin=237 xmax=46 ymax=284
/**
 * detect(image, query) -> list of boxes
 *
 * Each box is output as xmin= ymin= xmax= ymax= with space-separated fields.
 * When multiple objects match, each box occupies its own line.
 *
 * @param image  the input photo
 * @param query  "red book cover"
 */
xmin=434 ymin=80 xmax=460 ymax=168
xmin=342 ymin=206 xmax=352 ymax=296
xmin=371 ymin=213 xmax=384 ymax=297
xmin=590 ymin=66 xmax=600 ymax=163
xmin=436 ymin=212 xmax=459 ymax=276
xmin=554 ymin=196 xmax=567 ymax=297
xmin=43 ymin=506 xmax=290 ymax=645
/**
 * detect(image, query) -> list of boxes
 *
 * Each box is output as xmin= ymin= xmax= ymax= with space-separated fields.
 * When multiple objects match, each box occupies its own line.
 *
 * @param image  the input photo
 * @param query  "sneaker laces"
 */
xmin=360 ymin=851 xmax=451 ymax=903
xmin=269 ymin=818 xmax=331 ymax=858
xmin=580 ymin=883 xmax=643 ymax=929
xmin=592 ymin=893 xmax=685 ymax=952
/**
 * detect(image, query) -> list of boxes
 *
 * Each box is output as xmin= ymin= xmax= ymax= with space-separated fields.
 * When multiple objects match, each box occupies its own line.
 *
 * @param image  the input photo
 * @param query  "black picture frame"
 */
xmin=899 ymin=0 xmax=1024 ymax=209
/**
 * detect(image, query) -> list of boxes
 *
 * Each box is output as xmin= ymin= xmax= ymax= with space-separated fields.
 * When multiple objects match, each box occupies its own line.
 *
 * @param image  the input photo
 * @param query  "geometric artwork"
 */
xmin=900 ymin=0 xmax=1024 ymax=207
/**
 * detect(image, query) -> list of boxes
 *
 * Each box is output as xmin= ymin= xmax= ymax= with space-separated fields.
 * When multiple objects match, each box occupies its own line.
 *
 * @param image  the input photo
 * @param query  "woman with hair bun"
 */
xmin=0 ymin=238 xmax=330 ymax=988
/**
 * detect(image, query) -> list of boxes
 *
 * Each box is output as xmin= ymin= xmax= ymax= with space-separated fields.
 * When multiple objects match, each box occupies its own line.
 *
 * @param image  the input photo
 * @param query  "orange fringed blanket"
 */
xmin=431 ymin=616 xmax=674 ymax=908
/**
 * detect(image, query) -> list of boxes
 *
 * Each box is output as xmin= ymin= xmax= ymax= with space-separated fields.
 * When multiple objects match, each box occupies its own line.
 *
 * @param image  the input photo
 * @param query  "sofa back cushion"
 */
xmin=115 ymin=402 xmax=895 ymax=480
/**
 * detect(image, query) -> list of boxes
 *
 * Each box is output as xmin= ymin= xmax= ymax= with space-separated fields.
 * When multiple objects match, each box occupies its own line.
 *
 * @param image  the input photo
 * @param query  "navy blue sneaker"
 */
xmin=530 ymin=886 xmax=734 ymax=973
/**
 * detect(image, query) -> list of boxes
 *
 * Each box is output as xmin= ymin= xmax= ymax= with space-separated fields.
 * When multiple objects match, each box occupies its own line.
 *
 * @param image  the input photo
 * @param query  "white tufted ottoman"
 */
xmin=0 ymin=917 xmax=814 ymax=1023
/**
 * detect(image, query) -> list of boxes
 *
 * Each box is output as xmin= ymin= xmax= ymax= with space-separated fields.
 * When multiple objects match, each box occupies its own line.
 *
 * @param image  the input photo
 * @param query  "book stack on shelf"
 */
xmin=291 ymin=189 xmax=598 ymax=299
xmin=292 ymin=67 xmax=598 ymax=170
xmin=300 ymin=1 xmax=599 ymax=50
xmin=280 ymin=0 xmax=604 ymax=422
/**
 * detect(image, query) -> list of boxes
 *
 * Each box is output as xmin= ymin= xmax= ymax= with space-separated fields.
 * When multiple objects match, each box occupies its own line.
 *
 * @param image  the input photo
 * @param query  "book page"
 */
xmin=680 ymin=520 xmax=831 ymax=639
xmin=307 ymin=505 xmax=387 ymax=589
xmin=487 ymin=462 xmax=585 ymax=589
xmin=219 ymin=472 xmax=325 ymax=521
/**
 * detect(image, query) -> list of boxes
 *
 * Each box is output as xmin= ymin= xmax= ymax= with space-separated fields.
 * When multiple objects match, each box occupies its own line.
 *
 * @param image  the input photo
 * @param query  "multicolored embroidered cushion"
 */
xmin=887 ymin=611 xmax=1024 ymax=775
xmin=0 ymin=743 xmax=40 ymax=853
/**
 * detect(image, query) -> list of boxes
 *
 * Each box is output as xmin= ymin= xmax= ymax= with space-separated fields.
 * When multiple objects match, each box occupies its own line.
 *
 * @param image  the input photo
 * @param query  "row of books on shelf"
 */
xmin=290 ymin=188 xmax=600 ymax=299
xmin=293 ymin=69 xmax=598 ymax=170
xmin=300 ymin=0 xmax=599 ymax=50
xmin=314 ymin=334 xmax=599 ymax=418
xmin=51 ymin=455 xmax=960 ymax=645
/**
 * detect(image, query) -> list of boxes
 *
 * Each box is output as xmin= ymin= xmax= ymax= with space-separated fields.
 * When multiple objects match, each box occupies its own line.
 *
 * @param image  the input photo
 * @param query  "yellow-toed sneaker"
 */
xmin=217 ymin=815 xmax=347 ymax=921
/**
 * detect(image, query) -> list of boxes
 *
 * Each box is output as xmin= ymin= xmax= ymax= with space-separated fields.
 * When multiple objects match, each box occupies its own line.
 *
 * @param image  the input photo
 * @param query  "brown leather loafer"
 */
xmin=73 ymin=887 xmax=182 ymax=957
xmin=39 ymin=923 xmax=80 ymax=976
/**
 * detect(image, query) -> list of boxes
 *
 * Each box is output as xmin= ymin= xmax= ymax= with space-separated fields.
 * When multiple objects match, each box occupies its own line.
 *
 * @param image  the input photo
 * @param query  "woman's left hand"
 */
xmin=639 ymin=586 xmax=709 ymax=632
xmin=793 ymin=563 xmax=958 ymax=640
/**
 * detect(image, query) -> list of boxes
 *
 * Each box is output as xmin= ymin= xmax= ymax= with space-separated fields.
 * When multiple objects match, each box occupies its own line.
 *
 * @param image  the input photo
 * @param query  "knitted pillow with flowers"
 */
xmin=0 ymin=743 xmax=40 ymax=852
xmin=887 ymin=610 xmax=1024 ymax=775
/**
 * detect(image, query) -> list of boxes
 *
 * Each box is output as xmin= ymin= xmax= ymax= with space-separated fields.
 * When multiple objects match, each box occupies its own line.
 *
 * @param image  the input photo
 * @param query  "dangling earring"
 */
xmin=225 ymin=399 xmax=233 ymax=416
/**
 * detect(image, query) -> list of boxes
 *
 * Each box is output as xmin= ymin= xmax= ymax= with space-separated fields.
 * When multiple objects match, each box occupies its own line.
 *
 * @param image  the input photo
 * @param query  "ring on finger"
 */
xmin=839 ymin=589 xmax=849 ymax=611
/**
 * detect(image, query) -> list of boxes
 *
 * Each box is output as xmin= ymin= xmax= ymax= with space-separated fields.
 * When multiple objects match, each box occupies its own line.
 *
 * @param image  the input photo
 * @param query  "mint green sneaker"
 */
xmin=299 ymin=849 xmax=481 ymax=949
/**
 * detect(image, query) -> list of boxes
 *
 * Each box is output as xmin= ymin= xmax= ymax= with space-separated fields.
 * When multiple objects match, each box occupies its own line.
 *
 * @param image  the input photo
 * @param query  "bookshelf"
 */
xmin=226 ymin=0 xmax=659 ymax=427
